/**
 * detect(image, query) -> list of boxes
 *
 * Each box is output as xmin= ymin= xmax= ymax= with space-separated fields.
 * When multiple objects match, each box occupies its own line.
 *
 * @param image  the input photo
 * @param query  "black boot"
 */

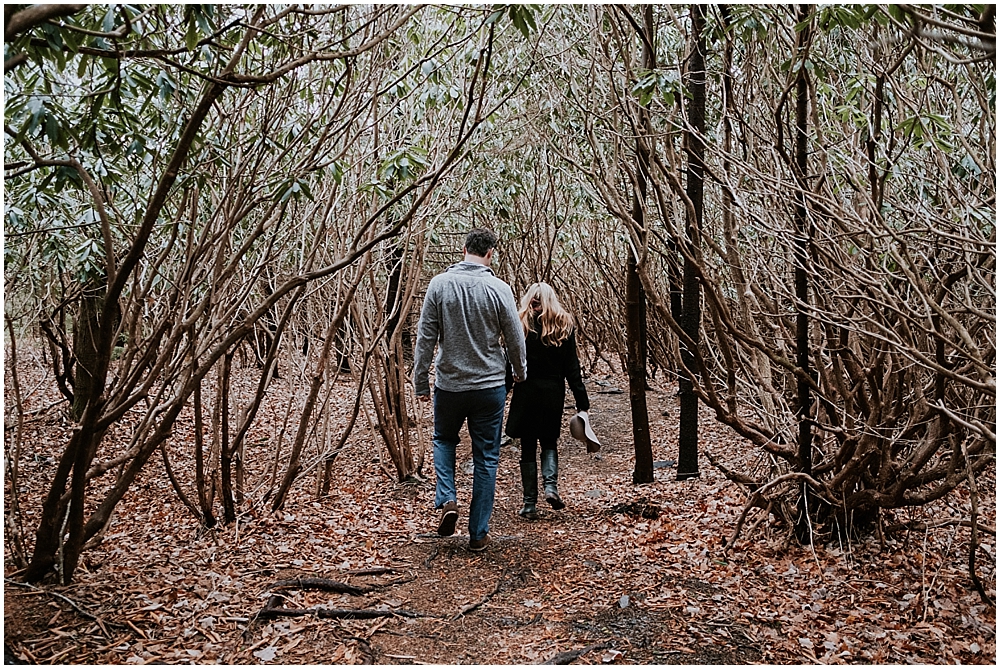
xmin=519 ymin=458 xmax=539 ymax=520
xmin=541 ymin=448 xmax=565 ymax=510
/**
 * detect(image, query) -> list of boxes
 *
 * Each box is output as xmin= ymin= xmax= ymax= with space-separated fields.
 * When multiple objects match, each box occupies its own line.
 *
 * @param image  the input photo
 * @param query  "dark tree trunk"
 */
xmin=627 ymin=5 xmax=656 ymax=485
xmin=69 ymin=289 xmax=100 ymax=422
xmin=793 ymin=5 xmax=815 ymax=543
xmin=193 ymin=373 xmax=216 ymax=527
xmin=220 ymin=351 xmax=236 ymax=524
xmin=668 ymin=239 xmax=683 ymax=339
xmin=626 ymin=252 xmax=653 ymax=484
xmin=24 ymin=432 xmax=76 ymax=581
xmin=335 ymin=316 xmax=352 ymax=373
xmin=61 ymin=419 xmax=99 ymax=582
xmin=383 ymin=240 xmax=406 ymax=428
xmin=677 ymin=3 xmax=706 ymax=481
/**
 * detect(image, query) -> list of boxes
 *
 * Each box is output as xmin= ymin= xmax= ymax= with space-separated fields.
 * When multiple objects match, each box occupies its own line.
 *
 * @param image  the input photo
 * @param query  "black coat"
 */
xmin=505 ymin=325 xmax=589 ymax=440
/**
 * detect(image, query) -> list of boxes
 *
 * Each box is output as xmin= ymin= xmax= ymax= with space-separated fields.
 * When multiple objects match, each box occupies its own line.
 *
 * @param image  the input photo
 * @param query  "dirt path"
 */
xmin=259 ymin=380 xmax=758 ymax=665
xmin=5 ymin=373 xmax=995 ymax=664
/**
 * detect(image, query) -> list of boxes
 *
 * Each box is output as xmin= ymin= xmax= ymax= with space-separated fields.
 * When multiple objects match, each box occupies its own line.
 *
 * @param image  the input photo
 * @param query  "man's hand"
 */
xmin=513 ymin=375 xmax=523 ymax=384
xmin=417 ymin=393 xmax=430 ymax=402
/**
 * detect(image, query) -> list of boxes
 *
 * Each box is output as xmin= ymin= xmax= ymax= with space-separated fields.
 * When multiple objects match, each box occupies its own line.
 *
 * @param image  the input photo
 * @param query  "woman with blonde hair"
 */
xmin=505 ymin=282 xmax=590 ymax=519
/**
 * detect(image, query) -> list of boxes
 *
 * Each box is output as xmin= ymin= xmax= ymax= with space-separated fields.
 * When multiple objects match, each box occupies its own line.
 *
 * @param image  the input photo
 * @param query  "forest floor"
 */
xmin=4 ymin=362 xmax=996 ymax=665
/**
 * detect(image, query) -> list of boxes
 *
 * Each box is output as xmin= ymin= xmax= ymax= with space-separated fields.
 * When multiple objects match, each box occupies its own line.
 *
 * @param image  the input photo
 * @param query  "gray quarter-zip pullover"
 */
xmin=413 ymin=261 xmax=527 ymax=395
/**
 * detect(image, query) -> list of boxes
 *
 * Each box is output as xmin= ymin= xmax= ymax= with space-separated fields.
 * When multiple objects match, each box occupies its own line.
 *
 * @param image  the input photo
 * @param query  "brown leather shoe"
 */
xmin=437 ymin=500 xmax=458 ymax=536
xmin=469 ymin=534 xmax=491 ymax=552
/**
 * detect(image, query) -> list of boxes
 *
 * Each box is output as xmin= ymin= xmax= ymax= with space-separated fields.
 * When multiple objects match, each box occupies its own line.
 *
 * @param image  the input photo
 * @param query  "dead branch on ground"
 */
xmin=542 ymin=643 xmax=611 ymax=665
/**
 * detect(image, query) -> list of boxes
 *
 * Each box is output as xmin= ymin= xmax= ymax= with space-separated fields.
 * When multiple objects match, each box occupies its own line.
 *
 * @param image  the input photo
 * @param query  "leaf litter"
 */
xmin=4 ymin=363 xmax=995 ymax=664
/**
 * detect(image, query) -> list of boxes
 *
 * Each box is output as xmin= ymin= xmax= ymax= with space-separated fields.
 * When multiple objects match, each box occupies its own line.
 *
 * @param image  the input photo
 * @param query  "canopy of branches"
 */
xmin=3 ymin=3 xmax=994 ymax=608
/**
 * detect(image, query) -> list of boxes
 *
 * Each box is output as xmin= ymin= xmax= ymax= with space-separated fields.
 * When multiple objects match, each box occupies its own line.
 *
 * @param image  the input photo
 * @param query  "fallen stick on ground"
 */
xmin=541 ymin=643 xmax=610 ymax=665
xmin=346 ymin=566 xmax=399 ymax=576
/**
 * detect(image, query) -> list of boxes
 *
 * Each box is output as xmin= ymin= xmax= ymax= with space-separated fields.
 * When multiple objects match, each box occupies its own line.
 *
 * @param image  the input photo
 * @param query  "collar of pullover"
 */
xmin=447 ymin=260 xmax=495 ymax=275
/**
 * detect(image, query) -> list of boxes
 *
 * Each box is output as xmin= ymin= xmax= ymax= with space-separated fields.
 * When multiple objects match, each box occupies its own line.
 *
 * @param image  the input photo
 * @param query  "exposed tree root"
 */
xmin=452 ymin=573 xmax=506 ymax=620
xmin=271 ymin=577 xmax=369 ymax=595
xmin=259 ymin=594 xmax=433 ymax=620
xmin=723 ymin=473 xmax=828 ymax=550
xmin=3 ymin=578 xmax=127 ymax=629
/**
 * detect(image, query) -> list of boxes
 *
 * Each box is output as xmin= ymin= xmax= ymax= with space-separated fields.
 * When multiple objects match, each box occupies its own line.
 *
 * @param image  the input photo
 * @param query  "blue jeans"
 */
xmin=432 ymin=385 xmax=506 ymax=541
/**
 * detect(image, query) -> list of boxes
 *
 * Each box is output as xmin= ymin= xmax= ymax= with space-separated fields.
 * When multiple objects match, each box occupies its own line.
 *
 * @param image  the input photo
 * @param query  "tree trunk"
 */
xmin=383 ymin=240 xmax=406 ymax=428
xmin=627 ymin=5 xmax=656 ymax=485
xmin=69 ymin=288 xmax=100 ymax=422
xmin=4 ymin=315 xmax=29 ymax=567
xmin=220 ymin=351 xmax=236 ymax=524
xmin=626 ymin=252 xmax=653 ymax=484
xmin=676 ymin=3 xmax=706 ymax=481
xmin=24 ymin=431 xmax=76 ymax=581
xmin=793 ymin=5 xmax=814 ymax=543
xmin=193 ymin=373 xmax=216 ymax=527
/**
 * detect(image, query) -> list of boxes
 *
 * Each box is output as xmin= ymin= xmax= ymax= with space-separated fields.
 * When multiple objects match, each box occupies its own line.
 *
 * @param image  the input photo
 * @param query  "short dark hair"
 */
xmin=464 ymin=228 xmax=498 ymax=257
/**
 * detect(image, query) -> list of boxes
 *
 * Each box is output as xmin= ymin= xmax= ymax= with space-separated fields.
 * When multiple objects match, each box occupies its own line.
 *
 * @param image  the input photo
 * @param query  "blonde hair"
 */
xmin=518 ymin=282 xmax=574 ymax=346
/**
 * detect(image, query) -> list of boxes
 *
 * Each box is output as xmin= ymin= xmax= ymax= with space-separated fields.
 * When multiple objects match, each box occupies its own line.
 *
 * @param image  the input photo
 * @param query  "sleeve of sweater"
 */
xmin=562 ymin=329 xmax=590 ymax=411
xmin=499 ymin=284 xmax=528 ymax=381
xmin=412 ymin=283 xmax=440 ymax=396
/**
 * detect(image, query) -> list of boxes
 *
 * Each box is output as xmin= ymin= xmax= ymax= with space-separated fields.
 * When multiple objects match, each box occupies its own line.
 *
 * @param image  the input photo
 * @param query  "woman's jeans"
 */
xmin=432 ymin=385 xmax=506 ymax=541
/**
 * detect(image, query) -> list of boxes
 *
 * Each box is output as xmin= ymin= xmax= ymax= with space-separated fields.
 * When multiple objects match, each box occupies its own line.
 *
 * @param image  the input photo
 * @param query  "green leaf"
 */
xmin=194 ymin=8 xmax=214 ymax=35
xmin=297 ymin=180 xmax=313 ymax=201
xmin=102 ymin=7 xmax=116 ymax=32
xmin=28 ymin=99 xmax=46 ymax=134
xmin=507 ymin=5 xmax=536 ymax=40
xmin=279 ymin=179 xmax=313 ymax=203
xmin=44 ymin=113 xmax=61 ymax=144
xmin=522 ymin=6 xmax=537 ymax=31
xmin=185 ymin=17 xmax=199 ymax=52
xmin=156 ymin=71 xmax=175 ymax=102
xmin=55 ymin=165 xmax=83 ymax=190
xmin=41 ymin=22 xmax=64 ymax=51
xmin=839 ymin=8 xmax=861 ymax=29
xmin=61 ymin=24 xmax=84 ymax=53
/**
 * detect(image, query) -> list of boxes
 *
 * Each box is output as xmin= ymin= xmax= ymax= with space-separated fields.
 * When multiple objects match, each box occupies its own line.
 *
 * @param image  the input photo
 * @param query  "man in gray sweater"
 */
xmin=414 ymin=228 xmax=527 ymax=551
